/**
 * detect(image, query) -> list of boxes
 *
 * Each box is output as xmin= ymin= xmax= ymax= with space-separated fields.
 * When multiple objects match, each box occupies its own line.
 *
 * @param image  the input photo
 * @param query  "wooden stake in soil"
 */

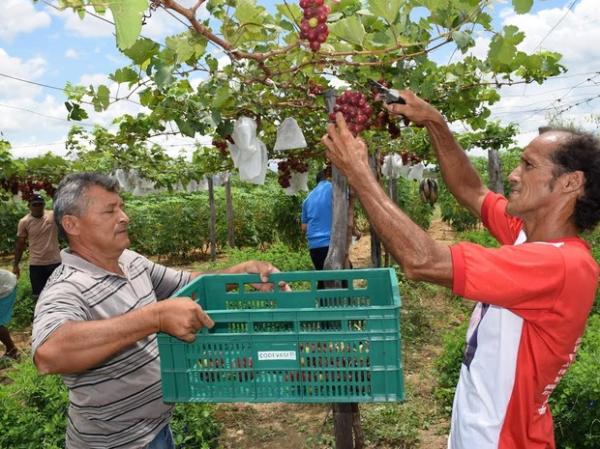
xmin=208 ymin=176 xmax=217 ymax=261
xmin=324 ymin=167 xmax=363 ymax=449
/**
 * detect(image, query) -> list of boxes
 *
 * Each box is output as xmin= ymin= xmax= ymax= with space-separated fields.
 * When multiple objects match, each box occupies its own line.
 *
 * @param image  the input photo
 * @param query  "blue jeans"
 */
xmin=146 ymin=425 xmax=175 ymax=449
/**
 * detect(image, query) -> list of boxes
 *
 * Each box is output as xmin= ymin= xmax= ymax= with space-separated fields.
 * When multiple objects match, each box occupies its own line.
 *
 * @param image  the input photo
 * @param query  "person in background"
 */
xmin=301 ymin=169 xmax=333 ymax=274
xmin=322 ymin=90 xmax=600 ymax=449
xmin=0 ymin=269 xmax=19 ymax=361
xmin=13 ymin=193 xmax=61 ymax=299
xmin=32 ymin=172 xmax=283 ymax=449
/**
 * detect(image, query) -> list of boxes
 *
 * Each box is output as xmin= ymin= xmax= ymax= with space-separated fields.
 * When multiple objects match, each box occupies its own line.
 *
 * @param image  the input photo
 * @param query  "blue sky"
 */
xmin=1 ymin=0 xmax=598 ymax=159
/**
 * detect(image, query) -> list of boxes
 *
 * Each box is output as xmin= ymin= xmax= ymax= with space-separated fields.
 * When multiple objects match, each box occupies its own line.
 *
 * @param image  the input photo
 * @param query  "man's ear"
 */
xmin=562 ymin=170 xmax=585 ymax=194
xmin=61 ymin=215 xmax=80 ymax=237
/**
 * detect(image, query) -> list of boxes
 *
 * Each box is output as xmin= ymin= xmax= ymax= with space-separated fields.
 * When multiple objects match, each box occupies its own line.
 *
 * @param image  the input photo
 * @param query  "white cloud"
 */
xmin=0 ymin=48 xmax=47 ymax=101
xmin=65 ymin=48 xmax=79 ymax=59
xmin=0 ymin=0 xmax=51 ymax=41
xmin=445 ymin=0 xmax=600 ymax=143
xmin=49 ymin=5 xmax=115 ymax=39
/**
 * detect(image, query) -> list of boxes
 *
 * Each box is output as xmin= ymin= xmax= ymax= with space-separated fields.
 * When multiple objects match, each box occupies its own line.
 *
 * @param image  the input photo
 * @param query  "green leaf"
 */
xmin=367 ymin=0 xmax=403 ymax=24
xmin=92 ymin=84 xmax=110 ymax=112
xmin=329 ymin=16 xmax=366 ymax=47
xmin=64 ymin=101 xmax=89 ymax=121
xmin=108 ymin=0 xmax=148 ymax=50
xmin=488 ymin=25 xmax=524 ymax=68
xmin=512 ymin=0 xmax=533 ymax=14
xmin=276 ymin=3 xmax=302 ymax=23
xmin=175 ymin=118 xmax=196 ymax=138
xmin=211 ymin=86 xmax=232 ymax=110
xmin=64 ymin=82 xmax=87 ymax=101
xmin=235 ymin=0 xmax=265 ymax=25
xmin=155 ymin=65 xmax=175 ymax=88
xmin=452 ymin=31 xmax=474 ymax=53
xmin=123 ymin=38 xmax=160 ymax=65
xmin=166 ymin=31 xmax=207 ymax=64
xmin=110 ymin=67 xmax=139 ymax=85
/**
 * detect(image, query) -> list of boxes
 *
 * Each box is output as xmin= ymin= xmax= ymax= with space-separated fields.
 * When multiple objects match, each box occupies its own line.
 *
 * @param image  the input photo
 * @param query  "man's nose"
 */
xmin=508 ymin=166 xmax=520 ymax=183
xmin=119 ymin=210 xmax=129 ymax=224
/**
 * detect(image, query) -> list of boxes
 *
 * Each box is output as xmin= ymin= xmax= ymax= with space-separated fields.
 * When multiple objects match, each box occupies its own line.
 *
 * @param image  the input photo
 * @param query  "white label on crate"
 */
xmin=258 ymin=351 xmax=297 ymax=361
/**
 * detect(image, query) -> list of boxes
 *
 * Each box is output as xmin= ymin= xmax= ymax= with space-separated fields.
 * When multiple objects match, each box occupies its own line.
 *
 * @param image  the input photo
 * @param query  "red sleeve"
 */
xmin=450 ymin=242 xmax=564 ymax=315
xmin=480 ymin=191 xmax=524 ymax=245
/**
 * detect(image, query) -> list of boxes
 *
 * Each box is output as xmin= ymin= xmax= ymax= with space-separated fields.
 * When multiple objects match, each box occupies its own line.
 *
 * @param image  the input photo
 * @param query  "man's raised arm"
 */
xmin=386 ymin=90 xmax=489 ymax=218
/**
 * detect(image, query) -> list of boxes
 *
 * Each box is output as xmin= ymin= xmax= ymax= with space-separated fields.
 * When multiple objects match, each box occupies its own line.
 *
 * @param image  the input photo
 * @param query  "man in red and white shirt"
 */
xmin=322 ymin=90 xmax=600 ymax=449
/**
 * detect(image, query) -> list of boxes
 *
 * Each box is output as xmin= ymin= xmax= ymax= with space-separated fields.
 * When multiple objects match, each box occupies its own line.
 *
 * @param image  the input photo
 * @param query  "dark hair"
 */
xmin=549 ymin=129 xmax=600 ymax=231
xmin=54 ymin=172 xmax=120 ymax=239
xmin=316 ymin=169 xmax=328 ymax=184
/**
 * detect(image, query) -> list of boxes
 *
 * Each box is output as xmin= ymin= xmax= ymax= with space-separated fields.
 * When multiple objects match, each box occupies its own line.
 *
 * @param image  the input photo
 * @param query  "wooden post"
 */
xmin=384 ymin=177 xmax=398 ymax=267
xmin=368 ymin=153 xmax=381 ymax=268
xmin=488 ymin=149 xmax=504 ymax=194
xmin=207 ymin=176 xmax=217 ymax=261
xmin=323 ymin=167 xmax=361 ymax=449
xmin=225 ymin=176 xmax=235 ymax=247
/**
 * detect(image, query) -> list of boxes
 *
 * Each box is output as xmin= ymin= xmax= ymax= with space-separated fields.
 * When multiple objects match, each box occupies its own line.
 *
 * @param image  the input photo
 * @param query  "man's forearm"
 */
xmin=13 ymin=239 xmax=25 ymax=266
xmin=425 ymin=118 xmax=486 ymax=215
xmin=349 ymin=172 xmax=453 ymax=288
xmin=34 ymin=303 xmax=161 ymax=374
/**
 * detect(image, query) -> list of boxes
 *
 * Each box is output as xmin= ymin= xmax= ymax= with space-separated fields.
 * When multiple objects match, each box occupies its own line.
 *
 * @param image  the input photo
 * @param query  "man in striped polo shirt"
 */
xmin=32 ymin=172 xmax=281 ymax=449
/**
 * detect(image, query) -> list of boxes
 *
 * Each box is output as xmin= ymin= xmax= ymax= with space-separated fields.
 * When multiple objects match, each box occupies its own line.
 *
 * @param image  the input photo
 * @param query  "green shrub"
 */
xmin=437 ymin=179 xmax=479 ymax=232
xmin=551 ymin=315 xmax=600 ymax=449
xmin=0 ymin=358 xmax=221 ymax=448
xmin=0 ymin=358 xmax=68 ymax=448
xmin=124 ymin=182 xmax=307 ymax=259
xmin=361 ymin=402 xmax=421 ymax=448
xmin=171 ymin=404 xmax=222 ymax=449
xmin=455 ymin=228 xmax=500 ymax=248
xmin=217 ymin=242 xmax=313 ymax=272
xmin=434 ymin=321 xmax=468 ymax=413
xmin=9 ymin=268 xmax=35 ymax=330
xmin=0 ymin=200 xmax=28 ymax=255
xmin=396 ymin=177 xmax=434 ymax=230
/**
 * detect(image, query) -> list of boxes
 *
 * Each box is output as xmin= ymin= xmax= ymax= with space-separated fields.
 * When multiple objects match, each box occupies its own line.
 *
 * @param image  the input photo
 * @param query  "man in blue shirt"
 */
xmin=301 ymin=170 xmax=332 ymax=276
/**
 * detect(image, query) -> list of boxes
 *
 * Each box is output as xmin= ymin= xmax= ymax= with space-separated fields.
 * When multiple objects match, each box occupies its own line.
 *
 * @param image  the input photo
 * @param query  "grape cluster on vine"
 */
xmin=0 ymin=177 xmax=55 ymax=201
xmin=329 ymin=91 xmax=373 ymax=136
xmin=299 ymin=0 xmax=330 ymax=52
xmin=212 ymin=138 xmax=229 ymax=157
xmin=277 ymin=158 xmax=308 ymax=188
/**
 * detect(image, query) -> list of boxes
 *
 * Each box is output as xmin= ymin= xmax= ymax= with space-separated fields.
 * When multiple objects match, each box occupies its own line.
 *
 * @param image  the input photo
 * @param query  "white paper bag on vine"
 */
xmin=274 ymin=117 xmax=307 ymax=151
xmin=229 ymin=117 xmax=268 ymax=184
xmin=285 ymin=171 xmax=309 ymax=195
xmin=407 ymin=163 xmax=425 ymax=182
xmin=381 ymin=154 xmax=404 ymax=179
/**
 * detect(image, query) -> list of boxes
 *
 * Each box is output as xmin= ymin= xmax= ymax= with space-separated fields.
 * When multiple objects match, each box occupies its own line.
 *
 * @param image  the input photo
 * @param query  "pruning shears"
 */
xmin=367 ymin=79 xmax=406 ymax=105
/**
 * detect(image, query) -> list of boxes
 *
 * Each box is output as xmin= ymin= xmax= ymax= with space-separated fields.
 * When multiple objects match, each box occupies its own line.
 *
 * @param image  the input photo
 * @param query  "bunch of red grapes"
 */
xmin=278 ymin=158 xmax=309 ymax=188
xmin=401 ymin=151 xmax=422 ymax=165
xmin=329 ymin=91 xmax=373 ymax=136
xmin=0 ymin=176 xmax=55 ymax=201
xmin=308 ymin=80 xmax=324 ymax=96
xmin=212 ymin=138 xmax=229 ymax=157
xmin=299 ymin=0 xmax=330 ymax=52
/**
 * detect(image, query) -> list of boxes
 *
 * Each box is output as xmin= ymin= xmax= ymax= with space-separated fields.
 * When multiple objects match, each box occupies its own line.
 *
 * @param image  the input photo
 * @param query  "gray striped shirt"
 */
xmin=32 ymin=249 xmax=191 ymax=449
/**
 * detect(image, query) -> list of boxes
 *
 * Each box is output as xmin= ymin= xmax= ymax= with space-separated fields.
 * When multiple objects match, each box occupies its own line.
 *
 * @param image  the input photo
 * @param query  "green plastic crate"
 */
xmin=158 ymin=268 xmax=403 ymax=403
